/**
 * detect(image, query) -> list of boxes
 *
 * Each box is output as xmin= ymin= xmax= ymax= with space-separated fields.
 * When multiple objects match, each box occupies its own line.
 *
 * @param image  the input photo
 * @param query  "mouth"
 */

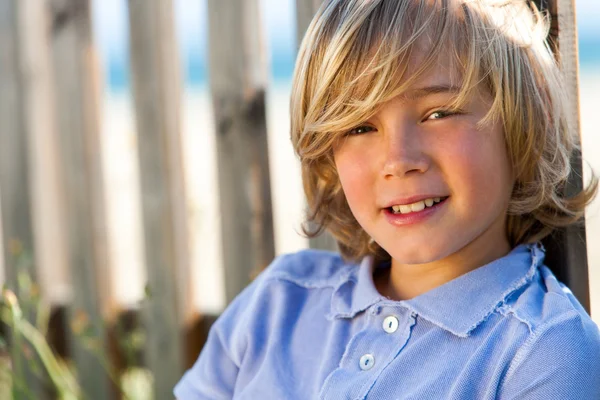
xmin=384 ymin=196 xmax=449 ymax=215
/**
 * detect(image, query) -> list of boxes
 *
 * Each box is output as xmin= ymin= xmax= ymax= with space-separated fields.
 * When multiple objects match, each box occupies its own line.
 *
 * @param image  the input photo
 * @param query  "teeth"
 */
xmin=410 ymin=201 xmax=425 ymax=212
xmin=391 ymin=197 xmax=444 ymax=214
xmin=399 ymin=205 xmax=411 ymax=214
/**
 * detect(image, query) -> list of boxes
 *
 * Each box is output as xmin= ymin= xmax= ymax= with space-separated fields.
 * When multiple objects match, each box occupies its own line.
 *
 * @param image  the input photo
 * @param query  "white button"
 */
xmin=383 ymin=315 xmax=399 ymax=333
xmin=359 ymin=354 xmax=375 ymax=371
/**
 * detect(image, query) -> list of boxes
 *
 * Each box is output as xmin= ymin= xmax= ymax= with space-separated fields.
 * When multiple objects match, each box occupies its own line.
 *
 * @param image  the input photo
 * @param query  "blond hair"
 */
xmin=290 ymin=0 xmax=597 ymax=262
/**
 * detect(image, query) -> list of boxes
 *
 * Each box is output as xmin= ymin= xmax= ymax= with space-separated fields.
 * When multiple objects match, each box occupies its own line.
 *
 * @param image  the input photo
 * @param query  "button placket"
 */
xmin=319 ymin=307 xmax=416 ymax=399
xmin=356 ymin=313 xmax=404 ymax=373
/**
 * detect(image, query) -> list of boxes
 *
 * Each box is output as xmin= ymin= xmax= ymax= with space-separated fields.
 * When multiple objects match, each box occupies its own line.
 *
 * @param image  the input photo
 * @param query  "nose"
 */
xmin=381 ymin=125 xmax=430 ymax=178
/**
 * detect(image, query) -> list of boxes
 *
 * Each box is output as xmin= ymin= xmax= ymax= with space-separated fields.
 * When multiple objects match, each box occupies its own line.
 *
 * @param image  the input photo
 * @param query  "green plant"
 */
xmin=0 ymin=239 xmax=152 ymax=399
xmin=1 ymin=288 xmax=80 ymax=399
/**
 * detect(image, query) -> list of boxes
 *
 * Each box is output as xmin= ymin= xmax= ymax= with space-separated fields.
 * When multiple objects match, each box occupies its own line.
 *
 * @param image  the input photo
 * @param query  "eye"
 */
xmin=346 ymin=125 xmax=375 ymax=135
xmin=425 ymin=109 xmax=461 ymax=121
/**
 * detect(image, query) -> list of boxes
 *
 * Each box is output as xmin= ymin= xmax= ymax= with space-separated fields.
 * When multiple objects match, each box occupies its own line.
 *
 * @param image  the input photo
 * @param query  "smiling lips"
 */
xmin=388 ymin=196 xmax=448 ymax=214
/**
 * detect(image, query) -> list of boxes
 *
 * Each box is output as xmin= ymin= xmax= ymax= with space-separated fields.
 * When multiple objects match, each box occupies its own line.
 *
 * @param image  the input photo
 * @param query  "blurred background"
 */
xmin=0 ymin=0 xmax=598 ymax=398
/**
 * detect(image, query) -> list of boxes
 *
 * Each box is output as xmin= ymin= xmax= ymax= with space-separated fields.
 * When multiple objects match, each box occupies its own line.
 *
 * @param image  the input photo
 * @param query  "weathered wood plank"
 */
xmin=49 ymin=0 xmax=112 ymax=397
xmin=127 ymin=0 xmax=187 ymax=397
xmin=0 ymin=0 xmax=43 ymax=397
xmin=539 ymin=0 xmax=590 ymax=313
xmin=24 ymin=2 xmax=70 ymax=315
xmin=0 ymin=1 xmax=38 ymax=295
xmin=295 ymin=0 xmax=338 ymax=252
xmin=207 ymin=0 xmax=276 ymax=303
xmin=296 ymin=0 xmax=323 ymax=50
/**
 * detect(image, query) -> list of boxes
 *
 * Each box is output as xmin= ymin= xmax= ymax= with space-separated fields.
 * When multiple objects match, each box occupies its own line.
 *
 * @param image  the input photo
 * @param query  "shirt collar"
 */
xmin=329 ymin=243 xmax=544 ymax=337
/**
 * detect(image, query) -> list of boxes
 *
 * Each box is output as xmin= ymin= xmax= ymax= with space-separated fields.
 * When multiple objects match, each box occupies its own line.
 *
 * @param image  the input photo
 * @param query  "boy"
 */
xmin=175 ymin=1 xmax=600 ymax=398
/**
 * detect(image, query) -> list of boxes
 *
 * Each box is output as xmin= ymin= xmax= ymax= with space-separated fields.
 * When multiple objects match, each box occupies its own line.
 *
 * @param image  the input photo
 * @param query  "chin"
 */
xmin=383 ymin=238 xmax=457 ymax=266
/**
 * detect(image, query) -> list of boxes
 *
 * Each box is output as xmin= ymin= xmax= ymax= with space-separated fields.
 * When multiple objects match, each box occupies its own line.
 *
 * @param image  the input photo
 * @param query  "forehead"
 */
xmin=399 ymin=44 xmax=464 ymax=91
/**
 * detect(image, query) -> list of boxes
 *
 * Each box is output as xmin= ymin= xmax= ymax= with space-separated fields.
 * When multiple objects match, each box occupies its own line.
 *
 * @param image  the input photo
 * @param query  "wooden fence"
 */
xmin=0 ymin=0 xmax=590 ymax=399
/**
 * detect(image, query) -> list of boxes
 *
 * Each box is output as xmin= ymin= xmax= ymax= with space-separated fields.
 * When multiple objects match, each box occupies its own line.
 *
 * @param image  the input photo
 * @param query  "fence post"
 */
xmin=296 ymin=0 xmax=323 ymax=50
xmin=207 ymin=0 xmax=276 ymax=304
xmin=49 ymin=0 xmax=112 ymax=397
xmin=540 ymin=0 xmax=590 ymax=312
xmin=0 ymin=0 xmax=47 ymax=397
xmin=127 ymin=0 xmax=188 ymax=397
xmin=295 ymin=0 xmax=338 ymax=252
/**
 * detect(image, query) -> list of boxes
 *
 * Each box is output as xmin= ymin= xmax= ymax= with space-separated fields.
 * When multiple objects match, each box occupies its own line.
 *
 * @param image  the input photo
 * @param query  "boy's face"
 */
xmin=333 ymin=57 xmax=514 ymax=267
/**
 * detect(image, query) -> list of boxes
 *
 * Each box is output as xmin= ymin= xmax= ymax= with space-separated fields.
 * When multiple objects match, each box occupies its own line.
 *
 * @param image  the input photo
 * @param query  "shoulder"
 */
xmin=259 ymin=249 xmax=358 ymax=290
xmin=497 ymin=265 xmax=600 ymax=398
xmin=500 ymin=263 xmax=597 ymax=334
xmin=498 ymin=306 xmax=600 ymax=398
xmin=211 ymin=249 xmax=357 ymax=336
xmin=203 ymin=250 xmax=356 ymax=364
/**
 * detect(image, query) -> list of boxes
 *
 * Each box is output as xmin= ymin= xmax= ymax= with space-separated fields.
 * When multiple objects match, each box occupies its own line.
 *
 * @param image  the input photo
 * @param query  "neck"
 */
xmin=376 ymin=225 xmax=511 ymax=301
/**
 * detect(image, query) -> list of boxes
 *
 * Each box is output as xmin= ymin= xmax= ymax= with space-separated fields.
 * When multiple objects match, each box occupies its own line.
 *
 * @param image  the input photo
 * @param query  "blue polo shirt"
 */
xmin=174 ymin=244 xmax=600 ymax=399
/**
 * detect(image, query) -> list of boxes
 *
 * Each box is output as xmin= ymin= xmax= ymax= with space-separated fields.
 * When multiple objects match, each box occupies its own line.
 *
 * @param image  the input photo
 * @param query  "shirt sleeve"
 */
xmin=173 ymin=274 xmax=264 ymax=399
xmin=498 ymin=311 xmax=600 ymax=400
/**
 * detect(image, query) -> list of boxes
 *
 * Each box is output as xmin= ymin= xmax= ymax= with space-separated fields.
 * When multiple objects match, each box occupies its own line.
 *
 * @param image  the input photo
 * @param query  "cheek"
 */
xmin=442 ymin=130 xmax=512 ymax=207
xmin=334 ymin=150 xmax=375 ymax=213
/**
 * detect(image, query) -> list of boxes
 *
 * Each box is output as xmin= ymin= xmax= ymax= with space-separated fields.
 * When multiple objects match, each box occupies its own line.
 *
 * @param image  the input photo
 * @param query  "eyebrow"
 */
xmin=400 ymin=85 xmax=463 ymax=101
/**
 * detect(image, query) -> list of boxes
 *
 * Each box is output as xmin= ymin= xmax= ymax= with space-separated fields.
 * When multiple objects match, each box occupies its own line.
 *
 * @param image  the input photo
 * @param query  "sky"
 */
xmin=91 ymin=0 xmax=600 ymax=90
